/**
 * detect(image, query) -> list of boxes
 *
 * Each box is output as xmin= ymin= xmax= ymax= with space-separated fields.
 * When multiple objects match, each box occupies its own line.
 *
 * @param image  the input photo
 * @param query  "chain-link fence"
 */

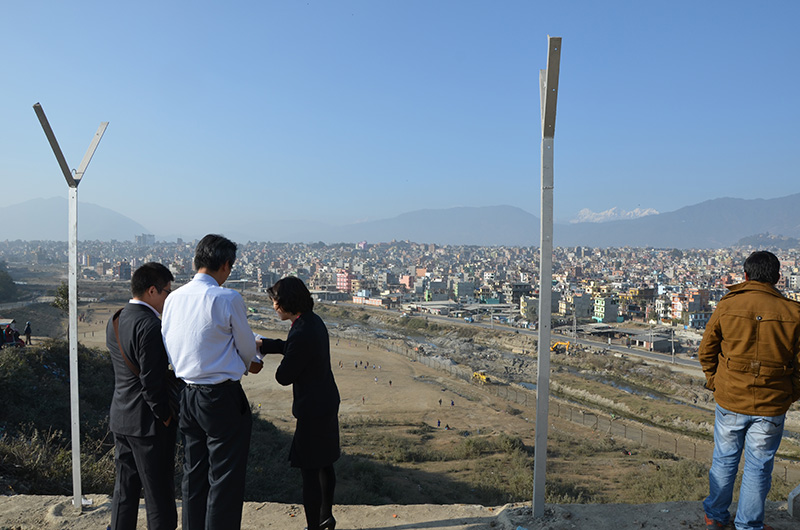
xmin=341 ymin=332 xmax=800 ymax=487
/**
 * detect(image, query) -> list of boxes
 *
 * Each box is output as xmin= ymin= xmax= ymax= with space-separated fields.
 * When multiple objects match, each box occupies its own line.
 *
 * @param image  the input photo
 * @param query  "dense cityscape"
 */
xmin=5 ymin=237 xmax=800 ymax=335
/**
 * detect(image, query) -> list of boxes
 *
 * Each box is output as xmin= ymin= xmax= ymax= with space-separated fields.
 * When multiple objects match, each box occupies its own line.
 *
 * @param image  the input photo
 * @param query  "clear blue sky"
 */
xmin=3 ymin=1 xmax=799 ymax=237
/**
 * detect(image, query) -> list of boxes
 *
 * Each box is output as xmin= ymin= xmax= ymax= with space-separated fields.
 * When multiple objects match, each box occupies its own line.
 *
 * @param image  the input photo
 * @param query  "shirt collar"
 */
xmin=194 ymin=272 xmax=219 ymax=286
xmin=129 ymin=298 xmax=160 ymax=317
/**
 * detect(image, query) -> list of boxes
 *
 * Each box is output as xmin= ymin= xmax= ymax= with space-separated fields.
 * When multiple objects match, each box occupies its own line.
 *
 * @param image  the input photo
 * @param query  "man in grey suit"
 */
xmin=106 ymin=262 xmax=177 ymax=530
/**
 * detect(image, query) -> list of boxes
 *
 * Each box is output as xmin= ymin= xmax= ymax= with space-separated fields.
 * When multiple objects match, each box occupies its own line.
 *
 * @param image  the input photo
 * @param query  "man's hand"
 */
xmin=249 ymin=360 xmax=264 ymax=374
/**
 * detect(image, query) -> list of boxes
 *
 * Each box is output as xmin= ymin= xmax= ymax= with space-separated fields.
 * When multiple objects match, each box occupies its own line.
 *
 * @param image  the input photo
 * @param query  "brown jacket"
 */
xmin=699 ymin=280 xmax=800 ymax=416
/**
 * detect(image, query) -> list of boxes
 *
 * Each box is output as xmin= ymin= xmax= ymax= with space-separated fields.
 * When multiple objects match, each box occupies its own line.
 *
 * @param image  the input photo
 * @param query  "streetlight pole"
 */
xmin=533 ymin=35 xmax=561 ymax=518
xmin=33 ymin=103 xmax=108 ymax=512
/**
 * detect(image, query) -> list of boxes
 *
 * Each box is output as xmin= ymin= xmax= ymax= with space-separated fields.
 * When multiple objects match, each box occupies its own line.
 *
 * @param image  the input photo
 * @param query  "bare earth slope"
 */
xmin=0 ymin=495 xmax=796 ymax=529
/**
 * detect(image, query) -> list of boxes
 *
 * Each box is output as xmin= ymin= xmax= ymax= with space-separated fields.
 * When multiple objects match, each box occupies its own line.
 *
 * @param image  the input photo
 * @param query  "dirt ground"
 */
xmin=3 ymin=303 xmax=797 ymax=529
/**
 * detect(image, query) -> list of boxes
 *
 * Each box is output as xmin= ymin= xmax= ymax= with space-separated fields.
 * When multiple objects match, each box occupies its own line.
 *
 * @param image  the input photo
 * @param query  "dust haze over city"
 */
xmin=3 ymin=2 xmax=800 ymax=529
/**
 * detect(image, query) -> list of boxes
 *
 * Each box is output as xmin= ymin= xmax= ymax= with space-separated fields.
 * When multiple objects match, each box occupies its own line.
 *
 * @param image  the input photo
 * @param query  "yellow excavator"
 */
xmin=472 ymin=370 xmax=491 ymax=384
xmin=550 ymin=341 xmax=571 ymax=354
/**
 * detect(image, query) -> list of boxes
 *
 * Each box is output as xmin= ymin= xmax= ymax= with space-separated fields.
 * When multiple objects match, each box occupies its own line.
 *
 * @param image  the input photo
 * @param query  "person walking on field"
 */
xmin=23 ymin=321 xmax=32 ymax=345
xmin=699 ymin=251 xmax=800 ymax=530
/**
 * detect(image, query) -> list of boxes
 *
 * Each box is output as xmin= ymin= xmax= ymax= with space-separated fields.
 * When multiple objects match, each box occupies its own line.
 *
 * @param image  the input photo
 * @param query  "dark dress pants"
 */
xmin=111 ymin=420 xmax=178 ymax=530
xmin=180 ymin=381 xmax=252 ymax=530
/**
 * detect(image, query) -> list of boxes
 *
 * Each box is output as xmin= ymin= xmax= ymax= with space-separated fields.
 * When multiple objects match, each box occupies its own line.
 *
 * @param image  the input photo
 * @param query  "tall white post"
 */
xmin=68 ymin=185 xmax=80 ymax=508
xmin=533 ymin=36 xmax=561 ymax=518
xmin=33 ymin=103 xmax=108 ymax=512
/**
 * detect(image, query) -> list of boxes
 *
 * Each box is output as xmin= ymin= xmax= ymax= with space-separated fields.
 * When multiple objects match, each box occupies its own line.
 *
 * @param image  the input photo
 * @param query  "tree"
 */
xmin=0 ymin=261 xmax=18 ymax=302
xmin=51 ymin=281 xmax=70 ymax=313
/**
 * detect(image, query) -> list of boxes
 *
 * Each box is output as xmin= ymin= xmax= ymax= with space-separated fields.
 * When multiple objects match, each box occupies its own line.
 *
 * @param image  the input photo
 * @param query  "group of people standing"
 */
xmin=106 ymin=234 xmax=339 ymax=530
xmin=104 ymin=238 xmax=798 ymax=530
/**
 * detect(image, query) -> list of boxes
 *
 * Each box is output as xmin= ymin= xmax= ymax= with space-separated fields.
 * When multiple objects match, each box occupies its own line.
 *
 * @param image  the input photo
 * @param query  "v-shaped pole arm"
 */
xmin=75 ymin=122 xmax=109 ymax=183
xmin=33 ymin=103 xmax=108 ymax=188
xmin=33 ymin=103 xmax=77 ymax=188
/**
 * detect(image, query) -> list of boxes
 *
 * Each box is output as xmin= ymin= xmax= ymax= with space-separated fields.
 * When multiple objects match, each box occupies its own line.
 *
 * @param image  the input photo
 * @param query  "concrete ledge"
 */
xmin=789 ymin=483 xmax=800 ymax=519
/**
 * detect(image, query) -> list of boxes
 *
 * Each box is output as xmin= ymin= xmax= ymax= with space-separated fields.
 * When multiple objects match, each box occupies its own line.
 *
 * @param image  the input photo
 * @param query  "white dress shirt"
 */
xmin=161 ymin=273 xmax=257 ymax=384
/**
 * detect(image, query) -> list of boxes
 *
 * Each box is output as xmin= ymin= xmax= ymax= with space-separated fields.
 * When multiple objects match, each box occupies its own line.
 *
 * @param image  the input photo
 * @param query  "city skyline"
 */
xmin=3 ymin=1 xmax=799 ymax=238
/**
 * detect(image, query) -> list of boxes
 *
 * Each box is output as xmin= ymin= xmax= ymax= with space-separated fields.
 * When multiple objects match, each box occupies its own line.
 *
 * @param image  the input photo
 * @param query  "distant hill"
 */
xmin=555 ymin=194 xmax=800 ymax=248
xmin=0 ymin=197 xmax=150 ymax=241
xmin=324 ymin=205 xmax=541 ymax=246
xmin=299 ymin=195 xmax=800 ymax=248
xmin=6 ymin=195 xmax=800 ymax=248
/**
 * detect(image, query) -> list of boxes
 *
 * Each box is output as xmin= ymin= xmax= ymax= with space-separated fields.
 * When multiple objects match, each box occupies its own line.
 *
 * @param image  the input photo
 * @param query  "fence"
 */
xmin=341 ymin=331 xmax=800 ymax=487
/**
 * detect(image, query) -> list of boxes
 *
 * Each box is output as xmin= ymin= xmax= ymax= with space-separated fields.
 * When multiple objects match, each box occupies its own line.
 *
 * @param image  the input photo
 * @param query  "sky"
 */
xmin=2 ymin=1 xmax=799 ymax=238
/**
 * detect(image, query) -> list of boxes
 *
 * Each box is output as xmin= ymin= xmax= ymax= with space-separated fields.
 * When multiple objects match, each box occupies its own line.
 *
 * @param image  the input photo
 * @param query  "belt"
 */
xmin=185 ymin=379 xmax=240 ymax=390
xmin=724 ymin=358 xmax=790 ymax=377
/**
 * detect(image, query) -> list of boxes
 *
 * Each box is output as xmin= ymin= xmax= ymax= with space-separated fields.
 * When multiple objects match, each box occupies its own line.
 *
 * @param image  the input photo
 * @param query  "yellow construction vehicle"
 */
xmin=550 ymin=341 xmax=571 ymax=354
xmin=472 ymin=370 xmax=491 ymax=384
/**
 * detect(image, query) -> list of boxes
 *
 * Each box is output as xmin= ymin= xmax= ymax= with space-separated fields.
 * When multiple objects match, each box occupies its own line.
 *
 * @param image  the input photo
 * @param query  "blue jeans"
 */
xmin=703 ymin=404 xmax=785 ymax=530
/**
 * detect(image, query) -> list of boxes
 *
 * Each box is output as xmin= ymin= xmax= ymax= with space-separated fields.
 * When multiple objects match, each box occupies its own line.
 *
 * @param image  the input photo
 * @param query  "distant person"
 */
xmin=162 ymin=234 xmax=261 ymax=530
xmin=23 ymin=321 xmax=32 ymax=345
xmin=258 ymin=276 xmax=340 ymax=530
xmin=106 ymin=262 xmax=177 ymax=530
xmin=699 ymin=251 xmax=800 ymax=530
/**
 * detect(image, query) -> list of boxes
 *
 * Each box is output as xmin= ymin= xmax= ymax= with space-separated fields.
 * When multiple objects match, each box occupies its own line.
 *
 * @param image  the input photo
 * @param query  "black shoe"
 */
xmin=320 ymin=515 xmax=336 ymax=530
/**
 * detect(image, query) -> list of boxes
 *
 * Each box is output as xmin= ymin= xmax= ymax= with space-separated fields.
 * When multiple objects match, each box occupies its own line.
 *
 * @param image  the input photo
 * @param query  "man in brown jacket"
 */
xmin=699 ymin=250 xmax=800 ymax=530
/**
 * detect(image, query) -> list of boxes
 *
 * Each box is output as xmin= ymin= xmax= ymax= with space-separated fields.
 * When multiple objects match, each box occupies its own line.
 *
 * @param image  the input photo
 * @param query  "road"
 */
xmin=421 ymin=312 xmax=703 ymax=371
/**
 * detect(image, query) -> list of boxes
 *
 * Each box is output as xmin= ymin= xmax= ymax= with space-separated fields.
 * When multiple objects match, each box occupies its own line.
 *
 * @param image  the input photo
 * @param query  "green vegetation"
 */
xmin=0 ymin=261 xmax=18 ymax=302
xmin=51 ymin=281 xmax=70 ymax=313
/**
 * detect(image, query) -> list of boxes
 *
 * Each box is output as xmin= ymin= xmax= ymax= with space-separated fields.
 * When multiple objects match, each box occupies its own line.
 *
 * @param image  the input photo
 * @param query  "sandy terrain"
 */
xmin=2 ymin=304 xmax=797 ymax=529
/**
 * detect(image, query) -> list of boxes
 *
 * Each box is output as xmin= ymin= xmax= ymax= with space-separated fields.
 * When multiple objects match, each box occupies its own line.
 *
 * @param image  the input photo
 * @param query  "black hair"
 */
xmin=194 ymin=234 xmax=237 ymax=272
xmin=131 ymin=262 xmax=174 ymax=297
xmin=267 ymin=276 xmax=314 ymax=315
xmin=744 ymin=250 xmax=781 ymax=284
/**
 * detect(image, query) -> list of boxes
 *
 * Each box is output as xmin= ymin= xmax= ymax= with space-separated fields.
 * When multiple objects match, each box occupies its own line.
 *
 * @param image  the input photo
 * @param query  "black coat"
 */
xmin=106 ymin=303 xmax=172 ymax=436
xmin=261 ymin=311 xmax=340 ymax=467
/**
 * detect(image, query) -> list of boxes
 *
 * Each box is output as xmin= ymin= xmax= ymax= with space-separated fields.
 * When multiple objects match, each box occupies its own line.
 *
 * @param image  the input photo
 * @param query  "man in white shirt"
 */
xmin=162 ymin=234 xmax=260 ymax=530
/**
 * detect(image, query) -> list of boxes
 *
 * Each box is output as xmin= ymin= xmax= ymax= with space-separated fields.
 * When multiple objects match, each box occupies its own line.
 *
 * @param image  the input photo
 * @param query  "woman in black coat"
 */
xmin=258 ymin=276 xmax=340 ymax=530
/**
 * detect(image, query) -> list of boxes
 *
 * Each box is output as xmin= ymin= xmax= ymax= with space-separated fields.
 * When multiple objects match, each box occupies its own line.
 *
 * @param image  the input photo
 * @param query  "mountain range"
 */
xmin=4 ymin=194 xmax=800 ymax=248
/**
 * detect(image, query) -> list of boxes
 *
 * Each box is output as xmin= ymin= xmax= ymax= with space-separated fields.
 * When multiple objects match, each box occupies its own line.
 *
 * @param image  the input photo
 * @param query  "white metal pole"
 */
xmin=533 ymin=36 xmax=561 ymax=518
xmin=68 ymin=185 xmax=81 ymax=508
xmin=32 ymin=103 xmax=107 ymax=512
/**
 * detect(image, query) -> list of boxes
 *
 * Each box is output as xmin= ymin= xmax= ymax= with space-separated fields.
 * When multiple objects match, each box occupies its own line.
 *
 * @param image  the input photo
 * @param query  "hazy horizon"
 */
xmin=3 ymin=2 xmax=799 ymax=236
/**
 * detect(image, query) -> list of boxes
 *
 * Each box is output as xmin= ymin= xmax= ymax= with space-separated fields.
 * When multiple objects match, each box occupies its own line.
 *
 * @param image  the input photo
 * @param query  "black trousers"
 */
xmin=111 ymin=421 xmax=178 ymax=530
xmin=180 ymin=380 xmax=252 ymax=530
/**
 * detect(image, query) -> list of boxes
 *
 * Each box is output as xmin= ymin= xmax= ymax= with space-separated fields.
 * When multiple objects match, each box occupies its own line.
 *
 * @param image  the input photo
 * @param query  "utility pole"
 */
xmin=33 ymin=103 xmax=108 ymax=512
xmin=533 ymin=35 xmax=561 ymax=518
xmin=671 ymin=327 xmax=675 ymax=364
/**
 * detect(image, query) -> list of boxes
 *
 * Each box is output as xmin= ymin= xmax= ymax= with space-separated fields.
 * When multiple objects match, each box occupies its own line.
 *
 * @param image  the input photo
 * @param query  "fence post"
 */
xmin=640 ymin=428 xmax=644 ymax=445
